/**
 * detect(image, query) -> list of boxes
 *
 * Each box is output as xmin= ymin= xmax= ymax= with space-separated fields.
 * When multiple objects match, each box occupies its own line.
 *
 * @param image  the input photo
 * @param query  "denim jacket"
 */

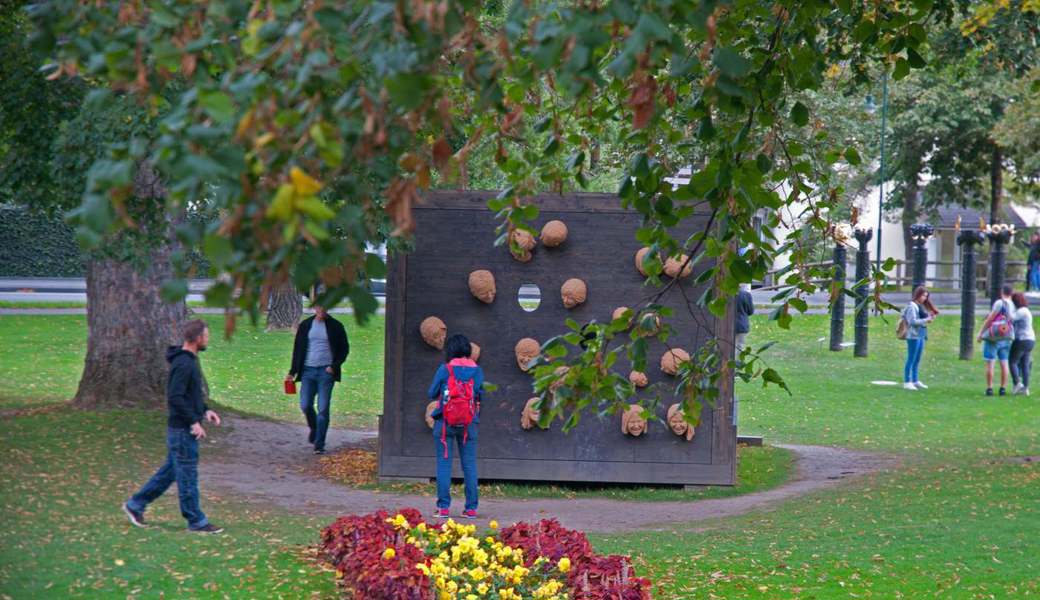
xmin=902 ymin=302 xmax=930 ymax=340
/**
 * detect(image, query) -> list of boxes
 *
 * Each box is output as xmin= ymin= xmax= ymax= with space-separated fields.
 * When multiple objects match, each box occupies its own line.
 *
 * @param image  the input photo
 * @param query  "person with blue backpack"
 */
xmin=427 ymin=334 xmax=484 ymax=519
xmin=978 ymin=284 xmax=1016 ymax=396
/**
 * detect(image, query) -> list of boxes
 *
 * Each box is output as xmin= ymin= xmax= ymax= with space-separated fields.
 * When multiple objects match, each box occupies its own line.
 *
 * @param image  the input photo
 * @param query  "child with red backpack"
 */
xmin=427 ymin=334 xmax=484 ymax=519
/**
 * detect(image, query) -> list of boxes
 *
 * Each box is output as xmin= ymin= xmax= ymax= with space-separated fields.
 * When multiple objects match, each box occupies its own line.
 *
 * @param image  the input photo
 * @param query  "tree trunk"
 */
xmin=72 ymin=244 xmax=187 ymax=409
xmin=266 ymin=280 xmax=302 ymax=331
xmin=901 ymin=181 xmax=920 ymax=284
xmin=990 ymin=144 xmax=1003 ymax=224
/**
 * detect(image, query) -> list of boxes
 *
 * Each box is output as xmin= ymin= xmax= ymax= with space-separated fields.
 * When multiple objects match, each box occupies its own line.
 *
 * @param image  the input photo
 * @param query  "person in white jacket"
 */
xmin=902 ymin=286 xmax=938 ymax=391
xmin=1009 ymin=291 xmax=1035 ymax=395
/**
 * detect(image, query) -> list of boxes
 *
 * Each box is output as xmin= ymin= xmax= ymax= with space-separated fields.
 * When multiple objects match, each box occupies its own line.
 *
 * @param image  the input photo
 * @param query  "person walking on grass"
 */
xmin=902 ymin=286 xmax=937 ymax=391
xmin=1009 ymin=291 xmax=1035 ymax=396
xmin=122 ymin=320 xmax=223 ymax=534
xmin=978 ymin=284 xmax=1016 ymax=397
xmin=427 ymin=334 xmax=483 ymax=520
xmin=288 ymin=303 xmax=349 ymax=455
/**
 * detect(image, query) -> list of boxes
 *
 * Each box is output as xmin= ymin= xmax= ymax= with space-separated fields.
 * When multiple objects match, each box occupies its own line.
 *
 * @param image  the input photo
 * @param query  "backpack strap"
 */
xmin=441 ymin=364 xmax=453 ymax=458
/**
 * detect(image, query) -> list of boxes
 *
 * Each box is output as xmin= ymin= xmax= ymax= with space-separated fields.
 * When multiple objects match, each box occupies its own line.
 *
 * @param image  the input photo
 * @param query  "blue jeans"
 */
xmin=300 ymin=365 xmax=335 ymax=450
xmin=904 ymin=338 xmax=925 ymax=383
xmin=127 ymin=427 xmax=208 ymax=529
xmin=1029 ymin=264 xmax=1040 ymax=291
xmin=433 ymin=421 xmax=478 ymax=511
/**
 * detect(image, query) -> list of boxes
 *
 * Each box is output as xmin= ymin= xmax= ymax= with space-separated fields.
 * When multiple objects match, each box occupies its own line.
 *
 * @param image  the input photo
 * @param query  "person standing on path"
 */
xmin=978 ymin=284 xmax=1016 ymax=397
xmin=902 ymin=286 xmax=937 ymax=391
xmin=122 ymin=320 xmax=223 ymax=534
xmin=289 ymin=304 xmax=349 ymax=454
xmin=427 ymin=334 xmax=484 ymax=520
xmin=734 ymin=283 xmax=755 ymax=353
xmin=1009 ymin=291 xmax=1035 ymax=396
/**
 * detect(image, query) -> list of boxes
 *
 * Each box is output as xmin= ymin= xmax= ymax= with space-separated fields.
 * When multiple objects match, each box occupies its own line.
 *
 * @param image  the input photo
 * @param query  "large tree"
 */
xmin=28 ymin=0 xmax=978 ymax=425
xmin=2 ymin=4 xmax=191 ymax=409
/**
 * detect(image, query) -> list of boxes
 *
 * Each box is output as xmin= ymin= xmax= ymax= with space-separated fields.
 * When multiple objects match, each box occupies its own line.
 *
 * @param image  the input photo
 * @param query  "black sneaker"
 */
xmin=1000 ymin=387 xmax=1007 ymax=396
xmin=122 ymin=502 xmax=147 ymax=528
xmin=189 ymin=523 xmax=224 ymax=534
xmin=313 ymin=448 xmax=325 ymax=455
xmin=986 ymin=388 xmax=994 ymax=396
xmin=308 ymin=428 xmax=316 ymax=444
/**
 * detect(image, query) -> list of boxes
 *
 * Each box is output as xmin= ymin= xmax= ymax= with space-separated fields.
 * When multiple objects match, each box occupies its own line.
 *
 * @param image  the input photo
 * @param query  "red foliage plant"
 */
xmin=320 ymin=512 xmax=651 ymax=600
xmin=497 ymin=519 xmax=651 ymax=600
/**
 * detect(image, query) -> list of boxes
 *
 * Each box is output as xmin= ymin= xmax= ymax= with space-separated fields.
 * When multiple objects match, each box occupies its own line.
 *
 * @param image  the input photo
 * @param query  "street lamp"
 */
xmin=865 ymin=72 xmax=889 ymax=278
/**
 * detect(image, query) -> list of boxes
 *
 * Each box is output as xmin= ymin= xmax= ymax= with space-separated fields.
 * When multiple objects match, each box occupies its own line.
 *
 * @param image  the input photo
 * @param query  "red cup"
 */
xmin=284 ymin=377 xmax=297 ymax=395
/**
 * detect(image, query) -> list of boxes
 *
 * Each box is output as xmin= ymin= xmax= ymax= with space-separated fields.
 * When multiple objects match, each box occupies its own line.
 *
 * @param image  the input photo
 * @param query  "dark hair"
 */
xmin=444 ymin=334 xmax=472 ymax=362
xmin=1002 ymin=283 xmax=1014 ymax=297
xmin=912 ymin=285 xmax=939 ymax=316
xmin=183 ymin=319 xmax=208 ymax=343
xmin=1012 ymin=292 xmax=1029 ymax=309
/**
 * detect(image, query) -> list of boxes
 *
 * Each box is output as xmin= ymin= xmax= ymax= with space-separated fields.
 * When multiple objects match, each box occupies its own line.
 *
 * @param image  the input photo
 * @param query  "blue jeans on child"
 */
xmin=126 ymin=427 xmax=208 ymax=529
xmin=904 ymin=338 xmax=925 ymax=383
xmin=433 ymin=421 xmax=478 ymax=511
xmin=300 ymin=365 xmax=335 ymax=450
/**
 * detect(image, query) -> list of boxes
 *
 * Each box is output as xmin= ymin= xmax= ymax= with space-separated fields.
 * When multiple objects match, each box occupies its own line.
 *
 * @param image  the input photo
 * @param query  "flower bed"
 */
xmin=320 ymin=509 xmax=651 ymax=600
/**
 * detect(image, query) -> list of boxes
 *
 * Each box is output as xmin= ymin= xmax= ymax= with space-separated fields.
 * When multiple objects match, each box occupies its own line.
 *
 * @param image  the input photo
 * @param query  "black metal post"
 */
xmin=829 ymin=243 xmax=847 ymax=352
xmin=909 ymin=223 xmax=934 ymax=290
xmin=853 ymin=228 xmax=873 ymax=357
xmin=988 ymin=228 xmax=1013 ymax=304
xmin=958 ymin=230 xmax=984 ymax=360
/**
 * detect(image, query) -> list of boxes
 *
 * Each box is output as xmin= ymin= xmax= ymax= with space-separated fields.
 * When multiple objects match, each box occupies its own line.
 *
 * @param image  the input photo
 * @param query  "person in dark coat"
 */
xmin=123 ymin=319 xmax=223 ymax=533
xmin=1028 ymin=233 xmax=1040 ymax=291
xmin=288 ymin=304 xmax=349 ymax=454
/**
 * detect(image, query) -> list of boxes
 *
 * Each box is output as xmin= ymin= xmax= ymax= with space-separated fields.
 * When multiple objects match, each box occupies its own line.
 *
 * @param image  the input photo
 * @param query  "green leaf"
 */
xmin=790 ymin=101 xmax=809 ymax=127
xmin=713 ymin=47 xmax=752 ymax=78
xmin=297 ymin=196 xmax=336 ymax=220
xmin=384 ymin=73 xmax=431 ymax=110
xmin=906 ymin=47 xmax=926 ymax=69
xmin=198 ymin=90 xmax=235 ymax=124
xmin=892 ymin=58 xmax=910 ymax=80
xmin=844 ymin=147 xmax=862 ymax=166
xmin=364 ymin=253 xmax=387 ymax=279
xmin=160 ymin=279 xmax=189 ymax=303
xmin=203 ymin=233 xmax=234 ymax=268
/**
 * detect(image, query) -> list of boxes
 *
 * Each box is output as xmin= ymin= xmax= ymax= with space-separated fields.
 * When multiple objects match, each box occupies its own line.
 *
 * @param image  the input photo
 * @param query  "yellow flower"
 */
xmin=558 ymin=557 xmax=571 ymax=573
xmin=477 ymin=583 xmax=489 ymax=595
xmin=488 ymin=520 xmax=499 ymax=529
xmin=467 ymin=596 xmax=478 ymax=600
xmin=417 ymin=523 xmax=428 ymax=532
xmin=382 ymin=547 xmax=396 ymax=560
xmin=469 ymin=566 xmax=486 ymax=581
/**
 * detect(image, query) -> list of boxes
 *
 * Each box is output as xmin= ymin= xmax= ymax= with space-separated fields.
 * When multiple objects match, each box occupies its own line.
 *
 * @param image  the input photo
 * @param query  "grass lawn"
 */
xmin=0 ymin=314 xmax=385 ymax=428
xmin=2 ymin=312 xmax=1040 ymax=598
xmin=592 ymin=313 xmax=1040 ymax=598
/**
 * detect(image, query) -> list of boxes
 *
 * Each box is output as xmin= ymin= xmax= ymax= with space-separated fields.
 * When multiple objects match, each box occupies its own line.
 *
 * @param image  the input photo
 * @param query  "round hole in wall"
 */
xmin=518 ymin=283 xmax=541 ymax=312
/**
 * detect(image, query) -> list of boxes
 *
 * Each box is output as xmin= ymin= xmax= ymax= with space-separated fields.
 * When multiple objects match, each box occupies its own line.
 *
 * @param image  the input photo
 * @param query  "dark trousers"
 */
xmin=127 ymin=427 xmax=208 ymax=528
xmin=300 ymin=365 xmax=335 ymax=450
xmin=1010 ymin=339 xmax=1035 ymax=387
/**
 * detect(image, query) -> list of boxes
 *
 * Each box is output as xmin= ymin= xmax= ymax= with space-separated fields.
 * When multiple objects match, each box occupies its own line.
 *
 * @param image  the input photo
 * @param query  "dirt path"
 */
xmin=202 ymin=416 xmax=898 ymax=534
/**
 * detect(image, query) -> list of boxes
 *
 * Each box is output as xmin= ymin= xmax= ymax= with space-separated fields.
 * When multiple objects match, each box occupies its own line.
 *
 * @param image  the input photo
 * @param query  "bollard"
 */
xmin=957 ymin=230 xmax=985 ymax=360
xmin=853 ymin=227 xmax=873 ymax=357
xmin=987 ymin=225 xmax=1014 ymax=304
xmin=909 ymin=223 xmax=934 ymax=290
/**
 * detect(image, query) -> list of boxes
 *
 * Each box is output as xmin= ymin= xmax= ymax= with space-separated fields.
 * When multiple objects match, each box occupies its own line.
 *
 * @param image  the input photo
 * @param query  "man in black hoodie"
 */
xmin=122 ymin=319 xmax=223 ymax=533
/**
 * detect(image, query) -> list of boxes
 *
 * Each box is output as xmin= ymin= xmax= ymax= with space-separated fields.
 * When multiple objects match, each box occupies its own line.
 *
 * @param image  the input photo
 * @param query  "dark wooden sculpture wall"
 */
xmin=378 ymin=191 xmax=736 ymax=485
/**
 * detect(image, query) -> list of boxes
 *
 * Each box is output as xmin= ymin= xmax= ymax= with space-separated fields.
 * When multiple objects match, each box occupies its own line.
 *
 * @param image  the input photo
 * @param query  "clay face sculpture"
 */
xmin=628 ymin=370 xmax=648 ymax=387
xmin=468 ymin=270 xmax=496 ymax=304
xmin=663 ymin=254 xmax=693 ymax=278
xmin=561 ymin=278 xmax=587 ymax=308
xmin=634 ymin=247 xmax=652 ymax=276
xmin=510 ymin=229 xmax=536 ymax=262
xmin=425 ymin=400 xmax=439 ymax=429
xmin=469 ymin=342 xmax=481 ymax=362
xmin=540 ymin=220 xmax=568 ymax=247
xmin=420 ymin=316 xmax=447 ymax=350
xmin=520 ymin=397 xmax=545 ymax=430
xmin=660 ymin=348 xmax=690 ymax=375
xmin=667 ymin=403 xmax=695 ymax=441
xmin=515 ymin=337 xmax=540 ymax=371
xmin=612 ymin=306 xmax=631 ymax=324
xmin=621 ymin=404 xmax=648 ymax=436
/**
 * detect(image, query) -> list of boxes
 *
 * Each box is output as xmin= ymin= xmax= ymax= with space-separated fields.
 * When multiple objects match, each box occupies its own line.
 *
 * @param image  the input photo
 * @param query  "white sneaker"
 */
xmin=1023 ymin=387 xmax=1031 ymax=396
xmin=1013 ymin=384 xmax=1024 ymax=395
xmin=914 ymin=381 xmax=928 ymax=390
xmin=903 ymin=383 xmax=917 ymax=391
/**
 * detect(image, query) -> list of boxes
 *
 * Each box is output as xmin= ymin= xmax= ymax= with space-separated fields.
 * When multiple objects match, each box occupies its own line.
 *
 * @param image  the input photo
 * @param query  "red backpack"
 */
xmin=440 ymin=363 xmax=478 ymax=458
